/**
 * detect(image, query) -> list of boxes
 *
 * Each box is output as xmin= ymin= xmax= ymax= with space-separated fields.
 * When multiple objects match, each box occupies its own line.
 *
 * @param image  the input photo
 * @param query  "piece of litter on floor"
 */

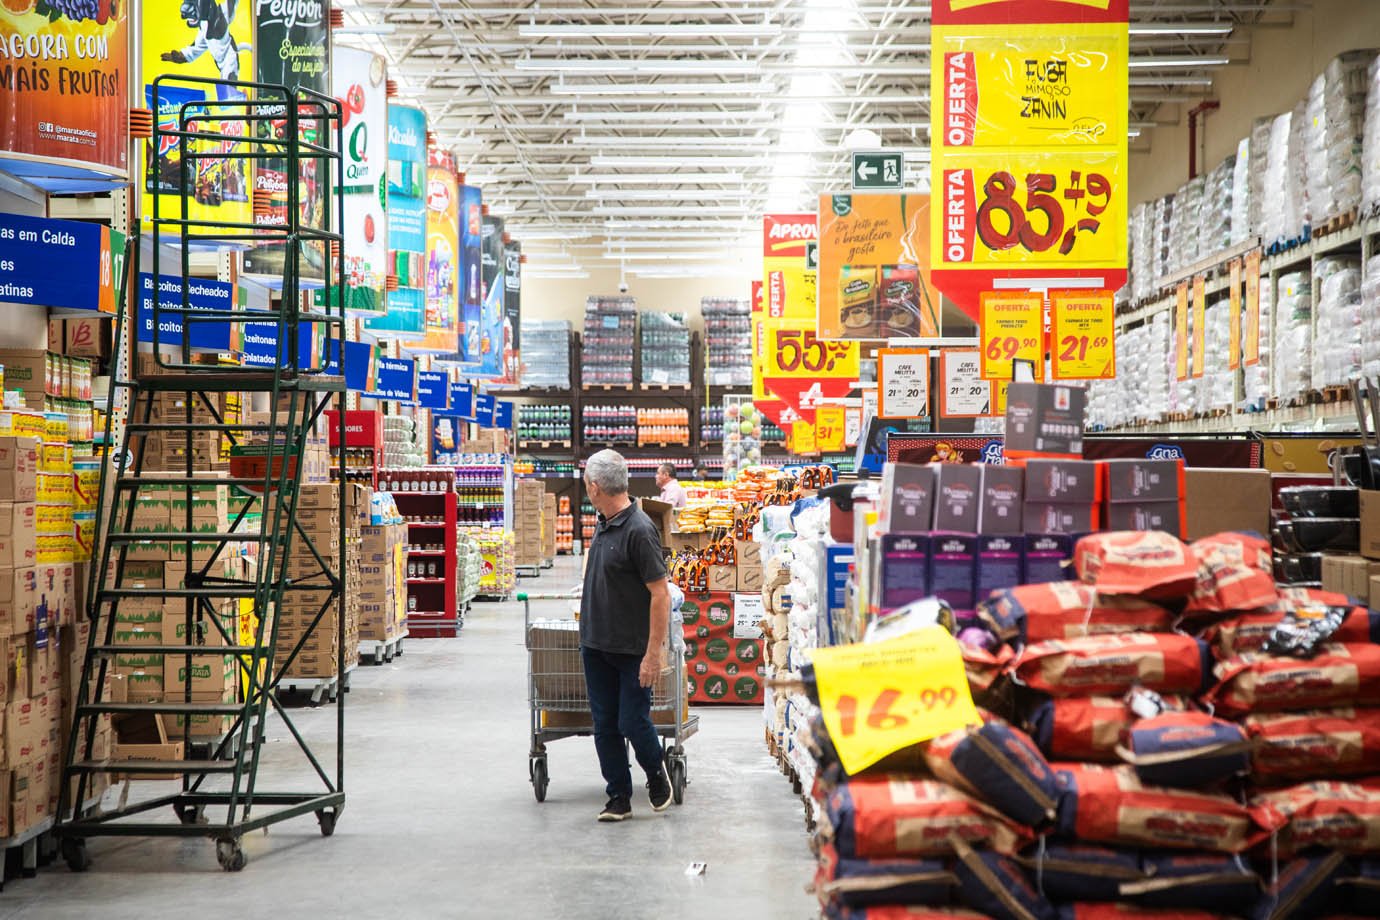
xmin=684 ymin=862 xmax=707 ymax=877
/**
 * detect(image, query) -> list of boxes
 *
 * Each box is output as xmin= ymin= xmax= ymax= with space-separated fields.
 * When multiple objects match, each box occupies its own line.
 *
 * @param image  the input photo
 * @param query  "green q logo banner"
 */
xmin=350 ymin=123 xmax=368 ymax=165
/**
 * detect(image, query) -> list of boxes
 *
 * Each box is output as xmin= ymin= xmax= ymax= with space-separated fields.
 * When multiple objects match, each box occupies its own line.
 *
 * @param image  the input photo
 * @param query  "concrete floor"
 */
xmin=1 ymin=560 xmax=818 ymax=919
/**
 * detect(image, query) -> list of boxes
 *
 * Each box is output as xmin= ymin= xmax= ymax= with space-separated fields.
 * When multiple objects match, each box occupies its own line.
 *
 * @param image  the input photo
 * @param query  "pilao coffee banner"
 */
xmin=0 ymin=0 xmax=129 ymax=173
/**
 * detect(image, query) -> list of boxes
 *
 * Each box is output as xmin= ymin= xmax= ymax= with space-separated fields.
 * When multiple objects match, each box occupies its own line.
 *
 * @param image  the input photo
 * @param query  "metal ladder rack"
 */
xmin=55 ymin=76 xmax=349 ymax=873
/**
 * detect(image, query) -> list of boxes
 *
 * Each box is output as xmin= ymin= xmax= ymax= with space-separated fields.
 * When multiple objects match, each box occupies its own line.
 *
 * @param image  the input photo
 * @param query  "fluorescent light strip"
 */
xmin=604 ymin=252 xmax=742 ymax=261
xmin=570 ymin=173 xmax=744 ymax=184
xmin=1129 ymin=24 xmax=1233 ymax=35
xmin=593 ymin=206 xmax=747 ymax=216
xmin=519 ymin=23 xmax=781 ymax=38
xmin=549 ymin=80 xmax=778 ymax=95
xmin=515 ymin=59 xmax=760 ymax=75
xmin=563 ymin=109 xmax=770 ymax=122
xmin=590 ymin=156 xmax=769 ymax=167
xmin=1128 ymin=56 xmax=1230 ymax=68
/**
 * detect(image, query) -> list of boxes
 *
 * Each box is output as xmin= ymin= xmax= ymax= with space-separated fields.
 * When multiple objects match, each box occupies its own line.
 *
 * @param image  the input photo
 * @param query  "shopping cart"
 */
xmin=520 ymin=591 xmax=698 ymax=805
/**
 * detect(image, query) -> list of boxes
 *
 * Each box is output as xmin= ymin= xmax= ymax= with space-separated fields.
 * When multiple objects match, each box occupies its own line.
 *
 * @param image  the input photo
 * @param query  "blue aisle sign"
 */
xmin=474 ymin=393 xmax=495 ymax=428
xmin=493 ymin=400 xmax=513 ymax=430
xmin=450 ymin=382 xmax=475 ymax=419
xmin=368 ymin=357 xmax=416 ymax=402
xmin=137 ymin=274 xmax=234 ymax=351
xmin=0 ymin=213 xmax=121 ymax=312
xmin=239 ymin=318 xmax=318 ymax=369
xmin=416 ymin=371 xmax=449 ymax=409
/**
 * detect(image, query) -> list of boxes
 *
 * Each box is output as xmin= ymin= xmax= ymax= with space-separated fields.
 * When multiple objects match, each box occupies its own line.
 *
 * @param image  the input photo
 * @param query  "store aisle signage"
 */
xmin=0 ymin=0 xmax=129 ymax=173
xmin=978 ymin=291 xmax=1043 ymax=381
xmin=756 ymin=213 xmax=817 ymax=430
xmin=416 ymin=371 xmax=449 ymax=410
xmin=318 ymin=338 xmax=374 ymax=394
xmin=332 ymin=46 xmax=388 ymax=316
xmin=238 ymin=318 xmax=316 ymax=369
xmin=502 ymin=240 xmax=522 ymax=384
xmin=450 ymin=381 xmax=475 ymax=419
xmin=368 ymin=104 xmax=428 ymax=337
xmin=0 ymin=213 xmax=122 ymax=313
xmin=929 ymin=0 xmax=1129 ymax=319
xmin=471 ymin=213 xmax=506 ymax=378
xmin=940 ymin=349 xmax=991 ymax=417
xmin=878 ymin=348 xmax=931 ymax=419
xmin=1049 ymin=290 xmax=1115 ymax=380
xmin=367 ymin=356 xmax=416 ymax=403
xmin=809 ymin=626 xmax=980 ymax=775
xmin=851 ymin=151 xmax=904 ymax=191
xmin=493 ymin=400 xmax=513 ymax=430
xmin=457 ymin=184 xmax=484 ymax=365
xmin=137 ymin=273 xmax=233 ymax=352
xmin=474 ymin=393 xmax=495 ymax=428
xmin=403 ymin=147 xmax=461 ymax=354
xmin=817 ymin=194 xmax=941 ymax=341
xmin=1174 ymin=281 xmax=1189 ymax=381
xmin=761 ymin=325 xmax=860 ymax=423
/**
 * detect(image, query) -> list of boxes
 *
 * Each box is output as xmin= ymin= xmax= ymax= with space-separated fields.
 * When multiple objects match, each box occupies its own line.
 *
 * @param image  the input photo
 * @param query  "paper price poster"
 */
xmin=940 ymin=349 xmax=991 ymax=417
xmin=877 ymin=348 xmax=930 ymax=419
xmin=817 ymin=193 xmax=941 ymax=341
xmin=367 ymin=104 xmax=427 ymax=337
xmin=332 ymin=45 xmax=388 ymax=316
xmin=1229 ymin=258 xmax=1242 ymax=371
xmin=1244 ymin=249 xmax=1262 ymax=366
xmin=1191 ymin=274 xmax=1206 ymax=379
xmin=141 ymin=0 xmax=254 ymax=227
xmin=0 ymin=0 xmax=129 ymax=173
xmin=756 ymin=213 xmax=818 ymax=429
xmin=978 ymin=291 xmax=1043 ymax=381
xmin=1049 ymin=289 xmax=1115 ymax=380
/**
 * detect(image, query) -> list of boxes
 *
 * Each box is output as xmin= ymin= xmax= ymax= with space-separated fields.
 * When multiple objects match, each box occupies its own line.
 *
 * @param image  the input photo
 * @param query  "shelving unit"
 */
xmin=328 ymin=409 xmax=383 ymax=488
xmin=393 ymin=486 xmax=459 ymax=638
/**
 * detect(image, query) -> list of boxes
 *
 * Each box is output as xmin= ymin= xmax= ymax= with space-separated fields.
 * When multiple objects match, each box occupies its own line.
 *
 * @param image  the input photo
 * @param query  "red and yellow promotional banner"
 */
xmin=755 ymin=214 xmax=815 ymax=430
xmin=1228 ymin=258 xmax=1243 ymax=371
xmin=1049 ymin=289 xmax=1115 ymax=380
xmin=1191 ymin=274 xmax=1206 ymax=379
xmin=817 ymin=193 xmax=942 ymax=341
xmin=1 ymin=0 xmax=129 ymax=174
xmin=1244 ymin=249 xmax=1262 ymax=366
xmin=930 ymin=0 xmax=1129 ymax=319
xmin=978 ymin=291 xmax=1044 ymax=381
xmin=1175 ymin=281 xmax=1189 ymax=381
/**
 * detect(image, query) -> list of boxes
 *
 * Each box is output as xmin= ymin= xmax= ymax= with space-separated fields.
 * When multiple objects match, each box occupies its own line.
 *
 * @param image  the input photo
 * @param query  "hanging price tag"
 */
xmin=1191 ymin=275 xmax=1206 ymax=379
xmin=1244 ymin=249 xmax=1262 ymax=366
xmin=878 ymin=348 xmax=931 ymax=419
xmin=791 ymin=419 xmax=818 ymax=455
xmin=816 ymin=406 xmax=847 ymax=453
xmin=1049 ymin=289 xmax=1115 ymax=380
xmin=844 ymin=407 xmax=863 ymax=447
xmin=1174 ymin=282 xmax=1189 ymax=381
xmin=766 ymin=325 xmax=859 ymax=378
xmin=979 ymin=292 xmax=1044 ymax=381
xmin=1228 ymin=259 xmax=1243 ymax=371
xmin=940 ymin=349 xmax=991 ymax=417
xmin=810 ymin=627 xmax=981 ymax=775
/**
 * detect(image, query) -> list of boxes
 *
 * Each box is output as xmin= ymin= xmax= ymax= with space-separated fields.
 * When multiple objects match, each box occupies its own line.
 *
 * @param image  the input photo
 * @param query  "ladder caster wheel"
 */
xmin=316 ymin=809 xmax=337 ymax=837
xmin=175 ymin=804 xmax=207 ymax=826
xmin=216 ymin=840 xmax=246 ymax=872
xmin=62 ymin=838 xmax=92 ymax=873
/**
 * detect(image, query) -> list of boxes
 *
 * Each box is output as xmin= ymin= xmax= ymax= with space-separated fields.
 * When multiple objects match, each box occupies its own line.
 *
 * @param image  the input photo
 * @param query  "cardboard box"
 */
xmin=1024 ymin=502 xmax=1098 ymax=535
xmin=709 ymin=565 xmax=738 ymax=593
xmin=1025 ymin=533 xmax=1075 ymax=584
xmin=737 ymin=563 xmax=763 ymax=592
xmin=0 ymin=567 xmax=35 ymax=637
xmin=1105 ymin=501 xmax=1184 ymax=537
xmin=977 ymin=535 xmax=1025 ymax=602
xmin=639 ymin=498 xmax=675 ymax=550
xmin=1004 ymin=382 xmax=1086 ymax=460
xmin=110 ymin=741 xmax=186 ymax=780
xmin=878 ymin=534 xmax=930 ymax=610
xmin=0 ymin=439 xmax=37 ymax=503
xmin=1102 ymin=458 xmax=1186 ymax=503
xmin=735 ymin=540 xmax=762 ymax=569
xmin=527 ymin=619 xmax=583 ymax=702
xmin=164 ymin=657 xmax=235 ymax=696
xmin=0 ymin=503 xmax=36 ymax=568
xmin=928 ymin=533 xmax=978 ymax=613
xmin=1024 ymin=459 xmax=1101 ymax=503
xmin=669 ymin=531 xmax=708 ymax=554
xmin=879 ymin=463 xmax=936 ymax=534
xmin=979 ymin=465 xmax=1025 ymax=535
xmin=931 ymin=464 xmax=981 ymax=533
xmin=1186 ymin=468 xmax=1273 ymax=542
xmin=1325 ymin=555 xmax=1380 ymax=600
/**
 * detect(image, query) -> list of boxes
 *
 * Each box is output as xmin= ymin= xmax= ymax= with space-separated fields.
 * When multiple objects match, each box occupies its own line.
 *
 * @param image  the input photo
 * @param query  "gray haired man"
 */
xmin=580 ymin=449 xmax=674 ymax=821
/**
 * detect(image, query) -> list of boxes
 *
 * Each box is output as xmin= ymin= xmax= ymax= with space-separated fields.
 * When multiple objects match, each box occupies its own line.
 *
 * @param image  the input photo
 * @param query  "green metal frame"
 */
xmin=55 ymin=76 xmax=350 ymax=872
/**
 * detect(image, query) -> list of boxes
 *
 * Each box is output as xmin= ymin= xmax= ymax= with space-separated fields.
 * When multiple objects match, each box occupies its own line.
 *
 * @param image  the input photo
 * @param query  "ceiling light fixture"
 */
xmin=515 ymin=59 xmax=760 ymax=75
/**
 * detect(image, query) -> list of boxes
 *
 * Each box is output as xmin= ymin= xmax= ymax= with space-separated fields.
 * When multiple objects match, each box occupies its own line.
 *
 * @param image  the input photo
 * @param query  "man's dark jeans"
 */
xmin=581 ymin=646 xmax=664 ymax=800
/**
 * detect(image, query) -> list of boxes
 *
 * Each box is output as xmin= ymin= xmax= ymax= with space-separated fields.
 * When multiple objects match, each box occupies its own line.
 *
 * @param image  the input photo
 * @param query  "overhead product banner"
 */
xmin=1228 ymin=258 xmax=1242 ymax=371
xmin=817 ymin=193 xmax=941 ymax=341
xmin=929 ymin=0 xmax=1129 ymax=319
xmin=402 ymin=148 xmax=460 ymax=354
xmin=367 ymin=104 xmax=427 ymax=337
xmin=940 ymin=349 xmax=992 ymax=417
xmin=755 ymin=213 xmax=816 ymax=430
xmin=474 ymin=393 xmax=495 ymax=428
xmin=0 ymin=213 xmax=123 ymax=312
xmin=332 ymin=45 xmax=388 ymax=316
xmin=1049 ymin=289 xmax=1115 ymax=380
xmin=978 ymin=290 xmax=1043 ymax=381
xmin=0 ymin=0 xmax=129 ymax=174
xmin=877 ymin=348 xmax=931 ymax=419
xmin=141 ymin=0 xmax=254 ymax=228
xmin=470 ymin=213 xmax=506 ymax=378
xmin=502 ymin=240 xmax=522 ymax=383
xmin=457 ymin=184 xmax=483 ymax=365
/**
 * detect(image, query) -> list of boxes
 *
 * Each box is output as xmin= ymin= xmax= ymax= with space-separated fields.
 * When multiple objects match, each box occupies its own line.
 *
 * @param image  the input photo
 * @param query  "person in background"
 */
xmin=692 ymin=463 xmax=710 ymax=482
xmin=655 ymin=462 xmax=687 ymax=508
xmin=580 ymin=450 xmax=674 ymax=822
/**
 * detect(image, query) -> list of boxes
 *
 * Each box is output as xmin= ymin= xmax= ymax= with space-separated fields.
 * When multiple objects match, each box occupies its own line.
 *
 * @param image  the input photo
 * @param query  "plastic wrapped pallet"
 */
xmin=1200 ymin=156 xmax=1235 ymax=257
xmin=1307 ymin=51 xmax=1372 ymax=223
xmin=1262 ymin=112 xmax=1295 ymax=245
xmin=1128 ymin=203 xmax=1150 ymax=302
xmin=1311 ymin=256 xmax=1363 ymax=388
xmin=639 ymin=311 xmax=691 ymax=387
xmin=1273 ymin=270 xmax=1313 ymax=400
xmin=518 ymin=319 xmax=572 ymax=390
xmin=1290 ymin=97 xmax=1314 ymax=228
xmin=1168 ymin=177 xmax=1203 ymax=276
xmin=1243 ymin=267 xmax=1274 ymax=408
xmin=1362 ymin=255 xmax=1380 ymax=378
xmin=1248 ymin=116 xmax=1272 ymax=237
xmin=1197 ymin=298 xmax=1233 ymax=415
xmin=1364 ymin=54 xmax=1380 ymax=214
xmin=1230 ymin=137 xmax=1253 ymax=246
xmin=702 ymin=297 xmax=752 ymax=387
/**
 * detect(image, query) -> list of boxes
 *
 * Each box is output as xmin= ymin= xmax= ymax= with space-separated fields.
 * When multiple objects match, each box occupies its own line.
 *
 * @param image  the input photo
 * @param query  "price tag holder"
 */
xmin=815 ymin=406 xmax=847 ymax=453
xmin=1049 ymin=289 xmax=1115 ymax=380
xmin=979 ymin=292 xmax=1044 ymax=381
xmin=810 ymin=627 xmax=980 ymax=775
xmin=878 ymin=348 xmax=930 ymax=419
xmin=940 ymin=349 xmax=991 ymax=417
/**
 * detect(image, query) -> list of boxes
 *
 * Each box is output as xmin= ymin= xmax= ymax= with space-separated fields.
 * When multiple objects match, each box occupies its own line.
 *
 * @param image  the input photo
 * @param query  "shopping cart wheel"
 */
xmin=317 ymin=809 xmax=337 ymax=837
xmin=216 ymin=839 xmax=246 ymax=872
xmin=62 ymin=838 xmax=91 ymax=873
xmin=531 ymin=756 xmax=549 ymax=803
xmin=669 ymin=758 xmax=687 ymax=805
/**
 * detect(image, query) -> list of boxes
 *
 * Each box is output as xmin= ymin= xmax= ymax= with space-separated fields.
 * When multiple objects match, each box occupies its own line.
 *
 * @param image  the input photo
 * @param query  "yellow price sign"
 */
xmin=1050 ymin=289 xmax=1115 ymax=380
xmin=979 ymin=291 xmax=1044 ymax=380
xmin=816 ymin=406 xmax=847 ymax=453
xmin=1229 ymin=259 xmax=1243 ymax=371
xmin=810 ymin=627 xmax=980 ymax=775
xmin=791 ymin=420 xmax=818 ymax=455
xmin=1174 ymin=281 xmax=1189 ymax=381
xmin=764 ymin=324 xmax=860 ymax=379
xmin=993 ymin=378 xmax=1011 ymax=416
xmin=1192 ymin=274 xmax=1206 ymax=379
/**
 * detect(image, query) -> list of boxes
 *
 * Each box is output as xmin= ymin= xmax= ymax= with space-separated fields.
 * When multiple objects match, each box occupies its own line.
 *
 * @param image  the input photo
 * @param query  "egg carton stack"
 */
xmin=1363 ymin=54 xmax=1380 ymax=216
xmin=1243 ymin=270 xmax=1275 ymax=408
xmin=1273 ymin=270 xmax=1314 ymax=401
xmin=1198 ymin=297 xmax=1234 ymax=415
xmin=1312 ymin=256 xmax=1364 ymax=389
xmin=1168 ymin=176 xmax=1204 ymax=276
xmin=383 ymin=416 xmax=427 ymax=468
xmin=1201 ymin=156 xmax=1236 ymax=257
xmin=809 ymin=531 xmax=1380 ymax=920
xmin=1361 ymin=255 xmax=1380 ymax=378
xmin=1305 ymin=51 xmax=1372 ymax=225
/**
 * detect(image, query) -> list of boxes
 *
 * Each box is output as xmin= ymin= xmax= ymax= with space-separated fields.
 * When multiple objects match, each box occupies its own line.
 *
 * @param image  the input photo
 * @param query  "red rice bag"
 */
xmin=1185 ymin=532 xmax=1278 ymax=615
xmin=1182 ymin=585 xmax=1353 ymax=634
xmin=1054 ymin=763 xmax=1254 ymax=852
xmin=980 ymin=582 xmax=1173 ymax=644
xmin=1203 ymin=605 xmax=1380 ymax=659
xmin=1014 ymin=633 xmax=1212 ymax=697
xmin=962 ymin=642 xmax=1013 ymax=694
xmin=1057 ymin=906 xmax=1230 ymax=920
xmin=1028 ymin=695 xmax=1191 ymax=763
xmin=1250 ymin=779 xmax=1380 ymax=856
xmin=1073 ymin=531 xmax=1199 ymax=600
xmin=814 ymin=843 xmax=955 ymax=911
xmin=1245 ymin=708 xmax=1380 ymax=781
xmin=1206 ymin=643 xmax=1380 ymax=716
xmin=823 ymin=776 xmax=1029 ymax=859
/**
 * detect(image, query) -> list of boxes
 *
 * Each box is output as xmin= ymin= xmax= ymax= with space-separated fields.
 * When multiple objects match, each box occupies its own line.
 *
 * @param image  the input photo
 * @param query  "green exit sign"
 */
xmin=851 ymin=151 xmax=904 ymax=191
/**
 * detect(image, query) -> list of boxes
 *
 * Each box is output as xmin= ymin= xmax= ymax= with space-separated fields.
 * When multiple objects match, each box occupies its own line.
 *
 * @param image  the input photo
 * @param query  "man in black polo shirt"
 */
xmin=581 ymin=449 xmax=674 ymax=822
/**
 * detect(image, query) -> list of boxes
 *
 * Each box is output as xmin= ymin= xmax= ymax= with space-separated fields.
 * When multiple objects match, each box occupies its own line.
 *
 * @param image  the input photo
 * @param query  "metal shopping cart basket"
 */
xmin=521 ymin=591 xmax=698 ymax=804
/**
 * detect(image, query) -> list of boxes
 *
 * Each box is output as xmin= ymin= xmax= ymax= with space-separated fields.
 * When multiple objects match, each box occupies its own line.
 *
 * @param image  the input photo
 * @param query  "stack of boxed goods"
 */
xmin=357 ymin=513 xmax=408 ymax=645
xmin=518 ymin=319 xmax=572 ymax=390
xmin=582 ymin=297 xmax=636 ymax=387
xmin=639 ymin=311 xmax=691 ymax=387
xmin=514 ymin=479 xmax=544 ymax=568
xmin=555 ymin=496 xmax=574 ymax=554
xmin=277 ymin=484 xmax=362 ymax=679
xmin=701 ymin=297 xmax=751 ymax=387
xmin=475 ymin=532 xmax=515 ymax=597
xmin=542 ymin=493 xmax=556 ymax=563
xmin=455 ymin=533 xmax=482 ymax=606
xmin=382 ymin=416 xmax=426 ymax=468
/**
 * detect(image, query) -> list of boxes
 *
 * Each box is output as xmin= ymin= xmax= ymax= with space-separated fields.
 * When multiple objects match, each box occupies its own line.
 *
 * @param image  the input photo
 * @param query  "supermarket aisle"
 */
xmin=4 ymin=559 xmax=817 ymax=920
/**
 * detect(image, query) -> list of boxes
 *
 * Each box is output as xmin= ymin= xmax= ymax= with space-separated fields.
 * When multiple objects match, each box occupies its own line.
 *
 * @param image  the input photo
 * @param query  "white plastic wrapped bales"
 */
xmin=1231 ymin=136 xmax=1253 ymax=246
xmin=1243 ymin=265 xmax=1274 ymax=407
xmin=1273 ymin=271 xmax=1314 ymax=400
xmin=1312 ymin=256 xmax=1363 ymax=388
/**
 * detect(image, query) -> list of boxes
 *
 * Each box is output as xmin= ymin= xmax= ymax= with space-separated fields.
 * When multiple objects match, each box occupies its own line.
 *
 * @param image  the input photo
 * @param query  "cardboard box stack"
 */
xmin=514 ymin=479 xmax=544 ymax=568
xmin=277 ymin=484 xmax=362 ymax=679
xmin=542 ymin=493 xmax=557 ymax=563
xmin=357 ymin=518 xmax=408 ymax=644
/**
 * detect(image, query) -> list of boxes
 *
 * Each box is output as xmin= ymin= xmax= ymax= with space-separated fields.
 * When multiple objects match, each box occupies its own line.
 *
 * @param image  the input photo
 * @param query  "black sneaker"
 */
xmin=647 ymin=767 xmax=672 ymax=813
xmin=598 ymin=796 xmax=632 ymax=822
